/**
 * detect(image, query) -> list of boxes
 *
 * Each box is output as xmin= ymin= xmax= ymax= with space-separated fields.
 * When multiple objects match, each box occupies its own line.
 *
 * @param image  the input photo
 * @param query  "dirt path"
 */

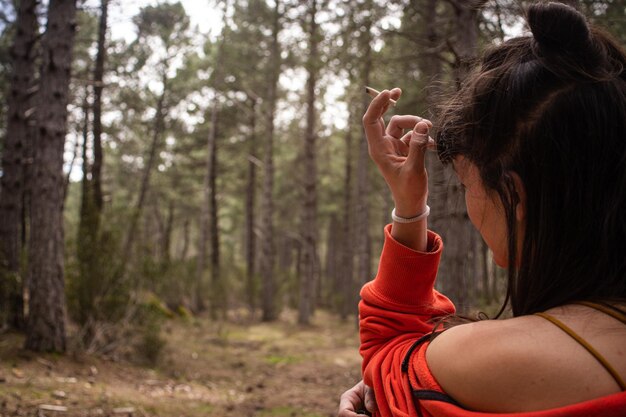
xmin=0 ymin=311 xmax=361 ymax=417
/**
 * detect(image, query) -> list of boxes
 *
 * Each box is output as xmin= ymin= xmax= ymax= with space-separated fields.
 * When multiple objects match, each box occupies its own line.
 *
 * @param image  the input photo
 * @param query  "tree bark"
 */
xmin=245 ymin=97 xmax=258 ymax=314
xmin=260 ymin=0 xmax=281 ymax=322
xmin=26 ymin=0 xmax=78 ymax=352
xmin=298 ymin=0 xmax=320 ymax=326
xmin=325 ymin=215 xmax=340 ymax=311
xmin=340 ymin=109 xmax=354 ymax=321
xmin=91 ymin=0 xmax=109 ymax=217
xmin=417 ymin=0 xmax=456 ymax=298
xmin=76 ymin=90 xmax=98 ymax=328
xmin=63 ymin=135 xmax=79 ymax=201
xmin=162 ymin=200 xmax=174 ymax=265
xmin=180 ymin=218 xmax=190 ymax=260
xmin=205 ymin=101 xmax=222 ymax=318
xmin=197 ymin=31 xmax=226 ymax=316
xmin=355 ymin=7 xmax=373 ymax=306
xmin=440 ymin=0 xmax=486 ymax=313
xmin=451 ymin=0 xmax=483 ymax=84
xmin=0 ymin=0 xmax=39 ymax=331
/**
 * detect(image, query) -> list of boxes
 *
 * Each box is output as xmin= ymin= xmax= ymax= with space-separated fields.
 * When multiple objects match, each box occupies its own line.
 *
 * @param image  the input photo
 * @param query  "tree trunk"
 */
xmin=118 ymin=75 xmax=167 ymax=281
xmin=443 ymin=0 xmax=486 ymax=313
xmin=208 ymin=102 xmax=222 ymax=318
xmin=76 ymin=90 xmax=98 ymax=329
xmin=165 ymin=203 xmax=174 ymax=263
xmin=63 ymin=135 xmax=79 ymax=201
xmin=91 ymin=0 xmax=109 ymax=217
xmin=339 ymin=110 xmax=354 ymax=321
xmin=452 ymin=0 xmax=483 ymax=84
xmin=196 ymin=177 xmax=208 ymax=313
xmin=325 ymin=215 xmax=339 ymax=311
xmin=260 ymin=0 xmax=281 ymax=322
xmin=355 ymin=9 xmax=373 ymax=305
xmin=298 ymin=0 xmax=320 ymax=326
xmin=245 ymin=97 xmax=258 ymax=314
xmin=26 ymin=0 xmax=78 ymax=352
xmin=278 ymin=233 xmax=294 ymax=272
xmin=162 ymin=200 xmax=174 ymax=265
xmin=180 ymin=218 xmax=190 ymax=260
xmin=411 ymin=0 xmax=460 ymax=302
xmin=197 ymin=25 xmax=227 ymax=316
xmin=0 ymin=0 xmax=39 ymax=331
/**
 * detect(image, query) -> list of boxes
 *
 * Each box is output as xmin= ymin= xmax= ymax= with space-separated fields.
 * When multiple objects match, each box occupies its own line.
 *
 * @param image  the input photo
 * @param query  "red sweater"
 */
xmin=359 ymin=225 xmax=626 ymax=417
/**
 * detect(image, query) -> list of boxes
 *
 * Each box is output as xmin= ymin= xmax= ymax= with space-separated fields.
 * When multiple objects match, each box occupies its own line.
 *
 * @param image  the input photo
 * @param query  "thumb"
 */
xmin=406 ymin=121 xmax=430 ymax=170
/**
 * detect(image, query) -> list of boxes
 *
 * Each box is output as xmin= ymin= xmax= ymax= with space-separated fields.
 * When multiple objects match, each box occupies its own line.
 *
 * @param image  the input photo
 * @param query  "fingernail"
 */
xmin=412 ymin=130 xmax=427 ymax=141
xmin=413 ymin=122 xmax=429 ymax=135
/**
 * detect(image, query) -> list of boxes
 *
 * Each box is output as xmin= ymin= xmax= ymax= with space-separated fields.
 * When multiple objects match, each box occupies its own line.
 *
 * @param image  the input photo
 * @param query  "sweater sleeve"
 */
xmin=359 ymin=224 xmax=455 ymax=417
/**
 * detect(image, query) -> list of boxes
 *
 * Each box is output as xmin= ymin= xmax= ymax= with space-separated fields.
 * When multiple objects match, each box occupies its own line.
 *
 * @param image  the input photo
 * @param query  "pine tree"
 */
xmin=0 ymin=0 xmax=39 ymax=331
xmin=26 ymin=0 xmax=78 ymax=352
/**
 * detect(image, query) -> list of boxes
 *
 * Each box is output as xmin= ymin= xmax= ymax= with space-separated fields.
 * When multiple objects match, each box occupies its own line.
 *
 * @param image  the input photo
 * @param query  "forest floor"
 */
xmin=0 ymin=310 xmax=361 ymax=417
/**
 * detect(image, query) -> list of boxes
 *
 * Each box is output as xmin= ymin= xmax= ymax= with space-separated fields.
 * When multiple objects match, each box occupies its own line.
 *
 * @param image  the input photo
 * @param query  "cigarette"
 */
xmin=365 ymin=86 xmax=396 ymax=107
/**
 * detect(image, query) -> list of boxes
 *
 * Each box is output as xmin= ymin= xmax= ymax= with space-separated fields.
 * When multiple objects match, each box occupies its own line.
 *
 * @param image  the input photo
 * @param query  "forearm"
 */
xmin=390 ymin=220 xmax=428 ymax=252
xmin=359 ymin=226 xmax=454 ymax=368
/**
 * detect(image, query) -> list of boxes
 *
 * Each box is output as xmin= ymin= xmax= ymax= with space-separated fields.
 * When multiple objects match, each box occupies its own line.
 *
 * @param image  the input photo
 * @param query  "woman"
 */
xmin=338 ymin=2 xmax=626 ymax=416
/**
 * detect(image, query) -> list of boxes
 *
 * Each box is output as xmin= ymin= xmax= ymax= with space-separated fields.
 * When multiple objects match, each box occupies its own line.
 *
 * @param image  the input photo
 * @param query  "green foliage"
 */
xmin=264 ymin=354 xmax=301 ymax=365
xmin=176 ymin=304 xmax=193 ymax=320
xmin=67 ymin=206 xmax=130 ymax=328
xmin=135 ymin=299 xmax=167 ymax=366
xmin=133 ymin=2 xmax=190 ymax=47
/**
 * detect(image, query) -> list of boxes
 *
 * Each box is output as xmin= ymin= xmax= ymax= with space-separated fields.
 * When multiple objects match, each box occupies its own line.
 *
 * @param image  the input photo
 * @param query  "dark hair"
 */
xmin=436 ymin=2 xmax=626 ymax=317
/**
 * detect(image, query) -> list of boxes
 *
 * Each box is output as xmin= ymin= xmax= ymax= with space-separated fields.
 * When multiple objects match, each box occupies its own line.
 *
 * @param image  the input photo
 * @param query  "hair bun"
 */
xmin=527 ymin=2 xmax=613 ymax=80
xmin=528 ymin=2 xmax=591 ymax=53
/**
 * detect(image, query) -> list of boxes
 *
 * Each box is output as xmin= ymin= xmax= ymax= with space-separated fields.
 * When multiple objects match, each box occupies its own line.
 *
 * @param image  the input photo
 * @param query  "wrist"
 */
xmin=392 ymin=206 xmax=430 ymax=224
xmin=393 ymin=200 xmax=427 ymax=218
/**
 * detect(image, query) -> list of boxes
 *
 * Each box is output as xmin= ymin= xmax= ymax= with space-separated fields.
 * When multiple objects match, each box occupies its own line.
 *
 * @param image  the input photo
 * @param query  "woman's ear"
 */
xmin=510 ymin=171 xmax=526 ymax=222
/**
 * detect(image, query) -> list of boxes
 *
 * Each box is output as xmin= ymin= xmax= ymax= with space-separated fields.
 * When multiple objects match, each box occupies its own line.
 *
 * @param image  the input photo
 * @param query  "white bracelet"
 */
xmin=391 ymin=205 xmax=430 ymax=224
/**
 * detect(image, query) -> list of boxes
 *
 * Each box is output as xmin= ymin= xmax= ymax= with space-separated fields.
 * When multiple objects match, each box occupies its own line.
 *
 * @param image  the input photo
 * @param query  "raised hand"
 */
xmin=361 ymin=87 xmax=434 ymax=218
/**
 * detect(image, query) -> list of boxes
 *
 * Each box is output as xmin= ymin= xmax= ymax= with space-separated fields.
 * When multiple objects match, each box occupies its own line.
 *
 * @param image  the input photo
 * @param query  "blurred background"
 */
xmin=0 ymin=0 xmax=624 ymax=416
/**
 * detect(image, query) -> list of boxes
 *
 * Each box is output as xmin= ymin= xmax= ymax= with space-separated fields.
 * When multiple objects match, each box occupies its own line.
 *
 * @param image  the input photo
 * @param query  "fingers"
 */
xmin=387 ymin=115 xmax=433 ymax=139
xmin=401 ymin=131 xmax=436 ymax=151
xmin=406 ymin=121 xmax=431 ymax=171
xmin=389 ymin=87 xmax=402 ymax=101
xmin=338 ymin=396 xmax=359 ymax=417
xmin=362 ymin=89 xmax=391 ymax=125
xmin=427 ymin=137 xmax=436 ymax=150
xmin=364 ymin=384 xmax=378 ymax=413
xmin=363 ymin=88 xmax=436 ymax=165
xmin=362 ymin=89 xmax=392 ymax=157
xmin=338 ymin=381 xmax=368 ymax=417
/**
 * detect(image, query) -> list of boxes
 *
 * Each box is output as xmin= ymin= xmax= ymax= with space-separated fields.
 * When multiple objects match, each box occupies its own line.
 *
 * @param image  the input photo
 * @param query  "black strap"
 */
xmin=412 ymin=390 xmax=463 ymax=407
xmin=401 ymin=331 xmax=443 ymax=372
xmin=401 ymin=331 xmax=466 ymax=414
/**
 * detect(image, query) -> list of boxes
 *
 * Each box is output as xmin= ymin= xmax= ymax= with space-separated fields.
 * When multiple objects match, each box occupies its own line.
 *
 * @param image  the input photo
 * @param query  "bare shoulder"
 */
xmin=425 ymin=311 xmax=626 ymax=413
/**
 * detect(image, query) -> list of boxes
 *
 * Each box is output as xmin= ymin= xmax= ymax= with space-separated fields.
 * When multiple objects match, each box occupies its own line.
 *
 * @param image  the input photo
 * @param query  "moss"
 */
xmin=143 ymin=293 xmax=175 ymax=319
xmin=264 ymin=354 xmax=301 ymax=365
xmin=176 ymin=305 xmax=193 ymax=320
xmin=192 ymin=403 xmax=214 ymax=414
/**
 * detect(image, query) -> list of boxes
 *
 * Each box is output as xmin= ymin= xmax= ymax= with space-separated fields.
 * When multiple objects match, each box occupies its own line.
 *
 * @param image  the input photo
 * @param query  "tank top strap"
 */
xmin=573 ymin=301 xmax=626 ymax=325
xmin=534 ymin=312 xmax=626 ymax=391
